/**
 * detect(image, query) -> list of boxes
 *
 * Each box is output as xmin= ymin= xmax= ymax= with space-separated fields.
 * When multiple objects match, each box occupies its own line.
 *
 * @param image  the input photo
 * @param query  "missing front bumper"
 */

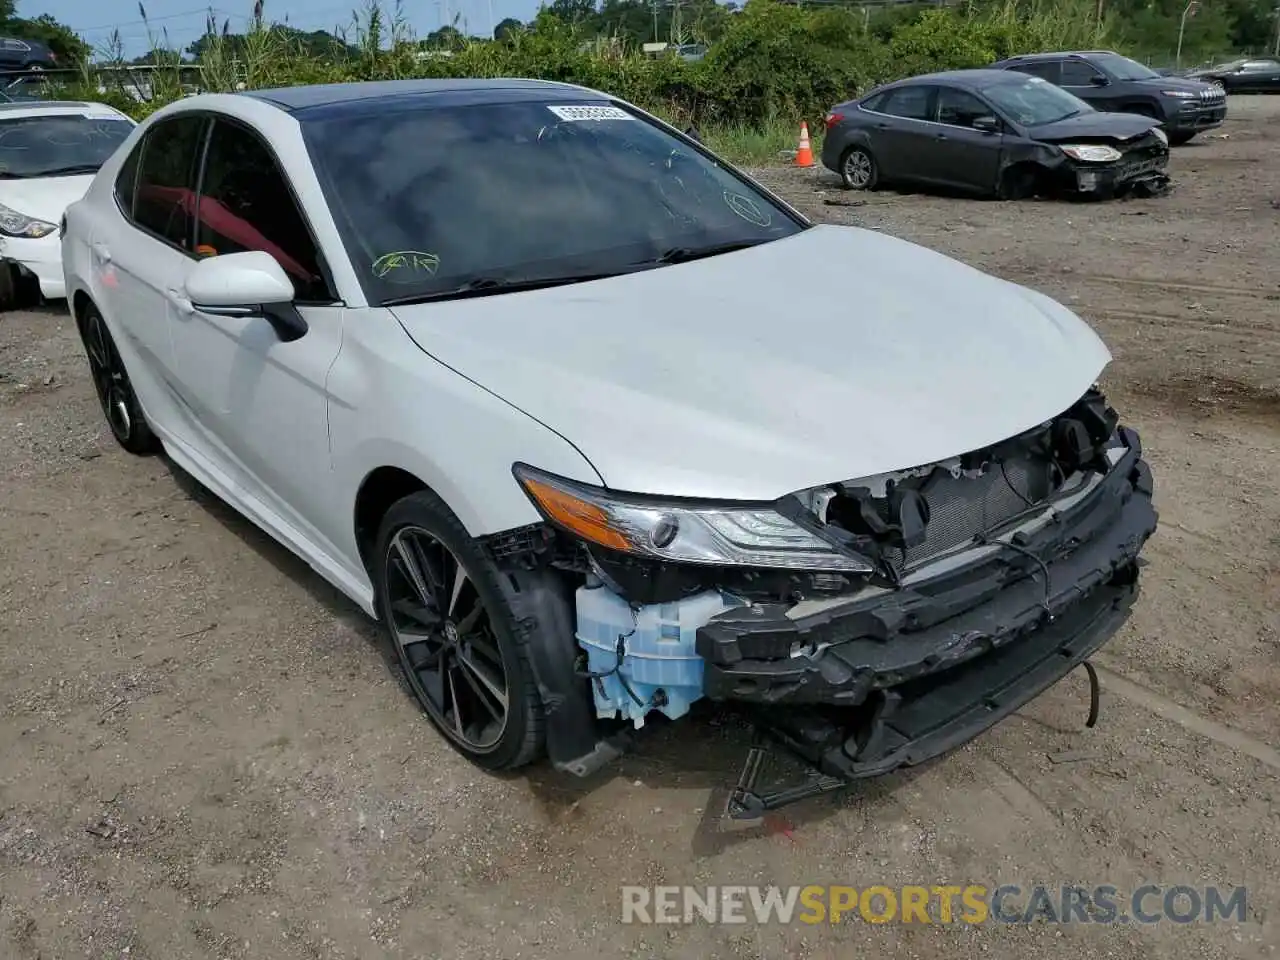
xmin=698 ymin=430 xmax=1156 ymax=808
xmin=1071 ymin=161 xmax=1170 ymax=196
xmin=743 ymin=572 xmax=1137 ymax=786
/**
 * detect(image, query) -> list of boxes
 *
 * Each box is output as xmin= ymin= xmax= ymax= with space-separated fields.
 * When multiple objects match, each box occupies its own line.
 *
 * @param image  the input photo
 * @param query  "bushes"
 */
xmin=60 ymin=0 xmax=1121 ymax=150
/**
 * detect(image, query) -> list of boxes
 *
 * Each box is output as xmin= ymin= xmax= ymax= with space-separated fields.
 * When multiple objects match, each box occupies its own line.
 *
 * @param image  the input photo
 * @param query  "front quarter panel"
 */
xmin=328 ymin=308 xmax=605 ymax=558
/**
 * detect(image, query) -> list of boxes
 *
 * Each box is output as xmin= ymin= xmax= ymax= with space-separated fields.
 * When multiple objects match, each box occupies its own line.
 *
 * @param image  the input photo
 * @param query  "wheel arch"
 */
xmin=1117 ymin=99 xmax=1163 ymax=119
xmin=352 ymin=465 xmax=431 ymax=575
xmin=997 ymin=159 xmax=1052 ymax=199
xmin=71 ymin=287 xmax=94 ymax=327
xmin=349 ymin=448 xmax=547 ymax=576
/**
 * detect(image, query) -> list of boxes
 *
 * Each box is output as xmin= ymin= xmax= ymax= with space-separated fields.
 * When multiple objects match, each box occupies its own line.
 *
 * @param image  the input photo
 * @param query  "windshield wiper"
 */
xmin=645 ymin=238 xmax=770 ymax=265
xmin=27 ymin=164 xmax=102 ymax=177
xmin=380 ymin=271 xmax=622 ymax=306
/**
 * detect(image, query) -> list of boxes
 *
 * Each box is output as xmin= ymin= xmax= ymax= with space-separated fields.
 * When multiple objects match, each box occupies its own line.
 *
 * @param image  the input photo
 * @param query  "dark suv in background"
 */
xmin=0 ymin=36 xmax=57 ymax=72
xmin=990 ymin=50 xmax=1226 ymax=144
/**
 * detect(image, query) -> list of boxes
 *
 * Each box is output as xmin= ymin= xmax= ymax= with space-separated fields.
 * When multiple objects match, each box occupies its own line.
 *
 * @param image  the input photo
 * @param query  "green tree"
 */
xmin=187 ymin=24 xmax=353 ymax=61
xmin=424 ymin=24 xmax=466 ymax=49
xmin=547 ymin=0 xmax=597 ymax=24
xmin=494 ymin=16 xmax=524 ymax=40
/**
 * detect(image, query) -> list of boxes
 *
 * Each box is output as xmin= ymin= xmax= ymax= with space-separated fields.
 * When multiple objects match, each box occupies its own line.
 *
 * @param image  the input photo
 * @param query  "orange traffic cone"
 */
xmin=794 ymin=121 xmax=815 ymax=168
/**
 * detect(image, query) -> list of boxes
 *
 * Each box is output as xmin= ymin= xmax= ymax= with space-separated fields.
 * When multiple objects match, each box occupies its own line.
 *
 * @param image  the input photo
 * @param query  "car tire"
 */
xmin=0 ymin=263 xmax=15 ymax=312
xmin=1168 ymin=130 xmax=1197 ymax=146
xmin=998 ymin=164 xmax=1046 ymax=201
xmin=839 ymin=145 xmax=878 ymax=190
xmin=372 ymin=489 xmax=546 ymax=772
xmin=77 ymin=304 xmax=161 ymax=455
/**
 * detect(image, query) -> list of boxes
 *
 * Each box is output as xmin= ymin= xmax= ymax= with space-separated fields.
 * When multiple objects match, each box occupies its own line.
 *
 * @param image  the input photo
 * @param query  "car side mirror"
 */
xmin=184 ymin=250 xmax=308 ymax=343
xmin=972 ymin=115 xmax=1001 ymax=133
xmin=1089 ymin=75 xmax=1110 ymax=86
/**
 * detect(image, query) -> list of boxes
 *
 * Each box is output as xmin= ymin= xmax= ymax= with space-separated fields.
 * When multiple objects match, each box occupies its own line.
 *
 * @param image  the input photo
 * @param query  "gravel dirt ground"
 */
xmin=2 ymin=97 xmax=1278 ymax=960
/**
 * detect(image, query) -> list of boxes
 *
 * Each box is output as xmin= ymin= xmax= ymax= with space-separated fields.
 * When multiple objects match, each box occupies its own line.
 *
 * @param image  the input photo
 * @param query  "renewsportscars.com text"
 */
xmin=621 ymin=884 xmax=1248 ymax=925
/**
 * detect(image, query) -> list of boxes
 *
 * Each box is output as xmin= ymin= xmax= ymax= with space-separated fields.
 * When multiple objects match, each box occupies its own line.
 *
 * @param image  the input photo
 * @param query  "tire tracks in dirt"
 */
xmin=1092 ymin=663 xmax=1280 ymax=773
xmin=1079 ymin=274 xmax=1280 ymax=301
xmin=1095 ymin=308 xmax=1280 ymax=342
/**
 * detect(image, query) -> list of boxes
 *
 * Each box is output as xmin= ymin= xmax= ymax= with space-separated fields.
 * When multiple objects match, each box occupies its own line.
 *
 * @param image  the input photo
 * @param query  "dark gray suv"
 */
xmin=990 ymin=50 xmax=1226 ymax=145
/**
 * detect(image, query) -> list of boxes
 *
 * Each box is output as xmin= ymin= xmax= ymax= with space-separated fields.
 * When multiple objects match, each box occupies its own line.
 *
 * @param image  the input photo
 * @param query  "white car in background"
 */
xmin=60 ymin=80 xmax=1157 ymax=819
xmin=0 ymin=100 xmax=134 ymax=308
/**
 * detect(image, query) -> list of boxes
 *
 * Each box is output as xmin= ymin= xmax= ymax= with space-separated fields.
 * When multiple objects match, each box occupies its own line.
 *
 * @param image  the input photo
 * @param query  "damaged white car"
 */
xmin=61 ymin=79 xmax=1157 ymax=817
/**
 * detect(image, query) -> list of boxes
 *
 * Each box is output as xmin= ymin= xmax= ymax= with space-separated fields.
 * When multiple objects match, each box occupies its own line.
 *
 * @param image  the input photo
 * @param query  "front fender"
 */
xmin=328 ymin=311 xmax=605 ymax=563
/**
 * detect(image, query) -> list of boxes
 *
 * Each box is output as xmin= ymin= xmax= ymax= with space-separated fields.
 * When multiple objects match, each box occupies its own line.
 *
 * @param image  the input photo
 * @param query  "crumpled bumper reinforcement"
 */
xmin=697 ymin=427 xmax=1157 ymax=783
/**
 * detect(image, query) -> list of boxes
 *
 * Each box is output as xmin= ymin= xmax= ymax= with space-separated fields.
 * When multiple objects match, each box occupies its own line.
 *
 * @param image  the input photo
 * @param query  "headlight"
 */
xmin=0 ymin=202 xmax=57 ymax=239
xmin=1160 ymin=89 xmax=1197 ymax=98
xmin=1060 ymin=144 xmax=1122 ymax=163
xmin=513 ymin=464 xmax=873 ymax=573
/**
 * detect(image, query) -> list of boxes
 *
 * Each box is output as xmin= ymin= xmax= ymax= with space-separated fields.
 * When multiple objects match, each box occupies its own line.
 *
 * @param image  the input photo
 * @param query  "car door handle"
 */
xmin=166 ymin=288 xmax=193 ymax=315
xmin=935 ymin=132 xmax=948 ymax=139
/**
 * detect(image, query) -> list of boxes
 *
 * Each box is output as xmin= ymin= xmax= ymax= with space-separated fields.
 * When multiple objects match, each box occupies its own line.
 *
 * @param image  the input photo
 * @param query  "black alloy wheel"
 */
xmin=79 ymin=306 xmax=160 ymax=455
xmin=374 ymin=492 xmax=544 ymax=770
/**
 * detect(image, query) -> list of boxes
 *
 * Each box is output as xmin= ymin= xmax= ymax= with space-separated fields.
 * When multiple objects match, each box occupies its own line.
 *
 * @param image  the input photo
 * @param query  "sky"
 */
xmin=35 ymin=0 xmax=543 ymax=58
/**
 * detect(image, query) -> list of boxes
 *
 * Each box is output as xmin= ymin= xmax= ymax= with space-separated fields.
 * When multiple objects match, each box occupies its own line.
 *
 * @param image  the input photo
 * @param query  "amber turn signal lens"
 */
xmin=518 ymin=475 xmax=634 ymax=553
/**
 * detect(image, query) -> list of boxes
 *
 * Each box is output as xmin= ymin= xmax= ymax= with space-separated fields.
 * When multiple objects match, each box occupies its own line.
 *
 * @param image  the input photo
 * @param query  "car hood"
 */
xmin=1133 ymin=75 xmax=1214 ymax=93
xmin=0 ymin=174 xmax=95 ymax=223
xmin=391 ymin=225 xmax=1111 ymax=501
xmin=1030 ymin=111 xmax=1159 ymax=142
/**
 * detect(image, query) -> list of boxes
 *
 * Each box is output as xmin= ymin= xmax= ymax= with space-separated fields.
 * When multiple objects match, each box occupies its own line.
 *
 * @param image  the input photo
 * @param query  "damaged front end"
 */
xmin=1043 ymin=129 xmax=1171 ymax=198
xmin=488 ymin=386 xmax=1157 ymax=814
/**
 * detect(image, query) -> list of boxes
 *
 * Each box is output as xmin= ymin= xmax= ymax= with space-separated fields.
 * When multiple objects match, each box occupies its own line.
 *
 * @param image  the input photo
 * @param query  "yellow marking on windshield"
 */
xmin=373 ymin=251 xmax=440 ymax=282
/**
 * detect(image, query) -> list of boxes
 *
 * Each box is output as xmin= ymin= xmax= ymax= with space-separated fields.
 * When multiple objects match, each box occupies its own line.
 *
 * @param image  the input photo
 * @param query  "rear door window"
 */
xmin=132 ymin=114 xmax=208 ymax=252
xmin=1061 ymin=59 xmax=1105 ymax=85
xmin=861 ymin=91 xmax=889 ymax=112
xmin=879 ymin=85 xmax=934 ymax=121
xmin=1011 ymin=60 xmax=1061 ymax=83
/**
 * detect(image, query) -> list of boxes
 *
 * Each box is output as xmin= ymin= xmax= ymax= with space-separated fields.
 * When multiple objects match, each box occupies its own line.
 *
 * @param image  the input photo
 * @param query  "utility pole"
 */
xmin=1175 ymin=0 xmax=1198 ymax=70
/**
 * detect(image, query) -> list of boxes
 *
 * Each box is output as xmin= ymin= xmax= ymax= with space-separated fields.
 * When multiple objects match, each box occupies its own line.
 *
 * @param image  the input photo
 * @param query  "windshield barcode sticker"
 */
xmin=546 ymin=104 xmax=633 ymax=122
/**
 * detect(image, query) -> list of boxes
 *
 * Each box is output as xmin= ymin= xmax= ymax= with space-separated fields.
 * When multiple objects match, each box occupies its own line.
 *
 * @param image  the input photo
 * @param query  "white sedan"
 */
xmin=0 ymin=99 xmax=134 ymax=307
xmin=61 ymin=80 xmax=1156 ymax=809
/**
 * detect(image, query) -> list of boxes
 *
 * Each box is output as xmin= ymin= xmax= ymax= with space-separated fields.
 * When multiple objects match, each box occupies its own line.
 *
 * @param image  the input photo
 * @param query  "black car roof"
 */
xmin=996 ymin=50 xmax=1119 ymax=62
xmin=871 ymin=68 xmax=1047 ymax=92
xmin=242 ymin=77 xmax=606 ymax=117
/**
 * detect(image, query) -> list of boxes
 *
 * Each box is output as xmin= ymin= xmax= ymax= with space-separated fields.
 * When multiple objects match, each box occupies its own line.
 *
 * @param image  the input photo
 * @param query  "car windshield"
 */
xmin=1093 ymin=53 xmax=1160 ymax=81
xmin=0 ymin=113 xmax=133 ymax=178
xmin=984 ymin=77 xmax=1093 ymax=126
xmin=300 ymin=99 xmax=803 ymax=305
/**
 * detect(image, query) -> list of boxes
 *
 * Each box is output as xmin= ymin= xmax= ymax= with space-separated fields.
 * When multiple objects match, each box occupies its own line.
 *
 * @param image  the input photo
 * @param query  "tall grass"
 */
xmin=703 ymin=119 xmax=823 ymax=167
